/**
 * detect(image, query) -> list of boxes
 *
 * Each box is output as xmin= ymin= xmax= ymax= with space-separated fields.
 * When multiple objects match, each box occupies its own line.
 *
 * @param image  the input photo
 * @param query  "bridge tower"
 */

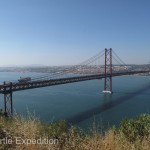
xmin=103 ymin=48 xmax=113 ymax=94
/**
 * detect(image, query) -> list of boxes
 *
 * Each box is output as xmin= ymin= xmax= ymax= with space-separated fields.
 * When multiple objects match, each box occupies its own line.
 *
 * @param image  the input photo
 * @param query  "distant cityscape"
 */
xmin=0 ymin=64 xmax=150 ymax=76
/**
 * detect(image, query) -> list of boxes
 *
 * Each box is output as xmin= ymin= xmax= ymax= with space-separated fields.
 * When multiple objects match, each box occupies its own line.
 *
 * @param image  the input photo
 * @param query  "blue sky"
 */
xmin=0 ymin=0 xmax=150 ymax=66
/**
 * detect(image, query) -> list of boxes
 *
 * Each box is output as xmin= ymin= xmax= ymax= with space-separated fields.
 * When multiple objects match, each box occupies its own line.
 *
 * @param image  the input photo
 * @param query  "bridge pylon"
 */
xmin=103 ymin=48 xmax=113 ymax=94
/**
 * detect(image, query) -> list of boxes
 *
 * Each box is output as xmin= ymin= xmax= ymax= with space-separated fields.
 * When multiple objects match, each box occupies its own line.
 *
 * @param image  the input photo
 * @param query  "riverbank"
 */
xmin=0 ymin=113 xmax=150 ymax=150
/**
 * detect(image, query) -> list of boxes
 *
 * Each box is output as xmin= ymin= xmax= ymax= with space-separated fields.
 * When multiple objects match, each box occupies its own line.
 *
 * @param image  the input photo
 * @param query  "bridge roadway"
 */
xmin=0 ymin=70 xmax=149 ymax=94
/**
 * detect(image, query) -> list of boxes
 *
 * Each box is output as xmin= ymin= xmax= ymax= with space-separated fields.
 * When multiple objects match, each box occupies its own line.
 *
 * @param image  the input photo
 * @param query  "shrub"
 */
xmin=39 ymin=120 xmax=67 ymax=138
xmin=118 ymin=114 xmax=150 ymax=142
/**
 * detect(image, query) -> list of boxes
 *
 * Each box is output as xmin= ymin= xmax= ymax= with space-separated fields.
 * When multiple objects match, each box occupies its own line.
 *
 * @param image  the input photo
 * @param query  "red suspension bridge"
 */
xmin=0 ymin=48 xmax=150 ymax=115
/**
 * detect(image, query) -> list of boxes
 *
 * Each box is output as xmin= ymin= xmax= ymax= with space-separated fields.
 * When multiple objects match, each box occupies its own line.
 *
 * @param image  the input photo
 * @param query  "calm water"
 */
xmin=0 ymin=72 xmax=150 ymax=130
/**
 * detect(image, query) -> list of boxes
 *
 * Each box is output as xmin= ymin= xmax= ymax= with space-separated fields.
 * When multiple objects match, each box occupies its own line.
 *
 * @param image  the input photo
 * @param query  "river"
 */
xmin=0 ymin=72 xmax=150 ymax=130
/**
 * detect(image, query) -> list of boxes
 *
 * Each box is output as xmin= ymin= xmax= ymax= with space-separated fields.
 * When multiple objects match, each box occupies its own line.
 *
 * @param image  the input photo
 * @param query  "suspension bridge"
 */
xmin=0 ymin=48 xmax=150 ymax=115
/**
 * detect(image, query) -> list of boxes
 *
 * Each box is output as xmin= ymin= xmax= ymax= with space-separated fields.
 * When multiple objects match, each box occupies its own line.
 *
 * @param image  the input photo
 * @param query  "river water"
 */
xmin=0 ymin=72 xmax=150 ymax=130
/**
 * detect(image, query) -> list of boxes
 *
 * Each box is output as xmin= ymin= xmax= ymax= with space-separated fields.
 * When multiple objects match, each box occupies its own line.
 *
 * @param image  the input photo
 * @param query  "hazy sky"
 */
xmin=0 ymin=0 xmax=150 ymax=66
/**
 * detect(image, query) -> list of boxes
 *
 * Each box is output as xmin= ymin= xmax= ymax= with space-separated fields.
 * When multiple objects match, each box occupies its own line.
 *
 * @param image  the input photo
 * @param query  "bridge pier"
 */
xmin=4 ymin=92 xmax=13 ymax=116
xmin=3 ymin=82 xmax=13 ymax=116
xmin=103 ymin=48 xmax=113 ymax=94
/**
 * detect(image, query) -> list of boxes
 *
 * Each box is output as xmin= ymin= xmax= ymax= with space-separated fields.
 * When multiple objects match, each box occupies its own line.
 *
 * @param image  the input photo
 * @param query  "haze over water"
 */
xmin=0 ymin=72 xmax=150 ymax=130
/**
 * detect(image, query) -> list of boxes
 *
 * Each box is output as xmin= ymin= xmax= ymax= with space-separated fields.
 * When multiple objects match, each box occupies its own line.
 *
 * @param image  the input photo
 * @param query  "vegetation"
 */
xmin=0 ymin=113 xmax=150 ymax=150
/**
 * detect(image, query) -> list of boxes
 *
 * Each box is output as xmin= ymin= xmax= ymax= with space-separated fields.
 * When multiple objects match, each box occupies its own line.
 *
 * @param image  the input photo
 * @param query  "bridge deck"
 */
xmin=0 ymin=70 xmax=149 ymax=94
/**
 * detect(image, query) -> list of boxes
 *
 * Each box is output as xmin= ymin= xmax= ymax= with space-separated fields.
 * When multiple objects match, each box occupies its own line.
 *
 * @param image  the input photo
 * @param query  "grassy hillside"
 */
xmin=0 ymin=113 xmax=150 ymax=150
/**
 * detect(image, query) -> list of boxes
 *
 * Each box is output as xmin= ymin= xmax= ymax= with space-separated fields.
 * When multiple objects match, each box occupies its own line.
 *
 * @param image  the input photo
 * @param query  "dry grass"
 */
xmin=0 ymin=113 xmax=150 ymax=150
